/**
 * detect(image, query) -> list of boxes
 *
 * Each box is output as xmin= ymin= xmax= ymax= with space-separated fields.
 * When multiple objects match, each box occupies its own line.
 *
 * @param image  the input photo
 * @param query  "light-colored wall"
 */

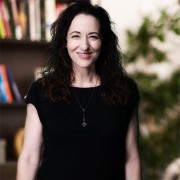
xmin=100 ymin=0 xmax=179 ymax=47
xmin=100 ymin=0 xmax=180 ymax=79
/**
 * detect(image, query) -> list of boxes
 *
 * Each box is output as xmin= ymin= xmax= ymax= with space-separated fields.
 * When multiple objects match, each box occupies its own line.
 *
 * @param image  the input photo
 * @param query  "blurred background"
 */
xmin=101 ymin=0 xmax=180 ymax=179
xmin=0 ymin=0 xmax=179 ymax=179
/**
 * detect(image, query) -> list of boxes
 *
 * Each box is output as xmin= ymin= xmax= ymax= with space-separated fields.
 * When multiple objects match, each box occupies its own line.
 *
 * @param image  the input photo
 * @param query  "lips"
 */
xmin=77 ymin=52 xmax=93 ymax=59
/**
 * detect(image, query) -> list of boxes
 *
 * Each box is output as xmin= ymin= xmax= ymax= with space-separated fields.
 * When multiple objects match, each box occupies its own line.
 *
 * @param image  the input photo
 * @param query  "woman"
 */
xmin=17 ymin=3 xmax=141 ymax=180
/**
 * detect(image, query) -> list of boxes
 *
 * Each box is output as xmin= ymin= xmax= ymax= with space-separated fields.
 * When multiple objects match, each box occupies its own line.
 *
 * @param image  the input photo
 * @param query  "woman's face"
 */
xmin=66 ymin=14 xmax=102 ymax=71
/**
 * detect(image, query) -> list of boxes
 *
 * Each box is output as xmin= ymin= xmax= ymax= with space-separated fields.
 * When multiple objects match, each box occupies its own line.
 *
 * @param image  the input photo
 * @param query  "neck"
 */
xmin=72 ymin=69 xmax=100 ymax=88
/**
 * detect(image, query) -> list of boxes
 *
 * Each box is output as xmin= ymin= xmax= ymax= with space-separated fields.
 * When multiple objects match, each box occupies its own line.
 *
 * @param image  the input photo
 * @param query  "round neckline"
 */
xmin=70 ymin=85 xmax=101 ymax=89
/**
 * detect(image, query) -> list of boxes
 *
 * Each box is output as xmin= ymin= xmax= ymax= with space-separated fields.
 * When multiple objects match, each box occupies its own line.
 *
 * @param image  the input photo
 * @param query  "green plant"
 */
xmin=123 ymin=9 xmax=180 ymax=179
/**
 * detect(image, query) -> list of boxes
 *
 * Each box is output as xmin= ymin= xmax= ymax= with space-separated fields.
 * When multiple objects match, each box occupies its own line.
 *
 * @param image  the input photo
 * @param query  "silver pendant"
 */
xmin=73 ymin=85 xmax=96 ymax=128
xmin=82 ymin=109 xmax=87 ymax=127
xmin=82 ymin=122 xmax=87 ymax=127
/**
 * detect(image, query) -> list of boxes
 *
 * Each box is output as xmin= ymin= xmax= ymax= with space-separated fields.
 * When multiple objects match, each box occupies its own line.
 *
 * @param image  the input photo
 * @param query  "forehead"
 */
xmin=68 ymin=14 xmax=100 ymax=33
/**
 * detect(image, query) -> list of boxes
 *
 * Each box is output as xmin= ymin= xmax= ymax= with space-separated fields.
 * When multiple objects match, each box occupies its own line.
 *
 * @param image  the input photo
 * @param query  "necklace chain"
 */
xmin=72 ymin=81 xmax=97 ymax=127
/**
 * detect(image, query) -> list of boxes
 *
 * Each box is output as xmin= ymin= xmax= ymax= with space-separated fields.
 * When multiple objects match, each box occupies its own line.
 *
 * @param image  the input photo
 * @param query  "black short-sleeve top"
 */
xmin=25 ymin=78 xmax=140 ymax=180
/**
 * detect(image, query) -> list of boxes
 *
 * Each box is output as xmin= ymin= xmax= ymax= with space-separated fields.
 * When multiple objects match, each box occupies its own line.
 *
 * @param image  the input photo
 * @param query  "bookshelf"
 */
xmin=0 ymin=38 xmax=49 ymax=179
xmin=0 ymin=39 xmax=49 ymax=160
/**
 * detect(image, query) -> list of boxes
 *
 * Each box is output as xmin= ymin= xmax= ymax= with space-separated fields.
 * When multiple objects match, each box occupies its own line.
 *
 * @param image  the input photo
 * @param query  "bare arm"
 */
xmin=16 ymin=104 xmax=43 ymax=180
xmin=125 ymin=106 xmax=142 ymax=180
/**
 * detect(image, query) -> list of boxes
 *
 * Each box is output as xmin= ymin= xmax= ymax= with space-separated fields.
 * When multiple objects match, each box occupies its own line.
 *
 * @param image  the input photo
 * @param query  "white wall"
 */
xmin=100 ymin=0 xmax=179 ymax=47
xmin=100 ymin=0 xmax=180 ymax=79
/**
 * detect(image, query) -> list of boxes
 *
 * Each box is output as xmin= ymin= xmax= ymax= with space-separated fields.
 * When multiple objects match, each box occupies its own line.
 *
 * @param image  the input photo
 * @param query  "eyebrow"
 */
xmin=69 ymin=31 xmax=100 ymax=35
xmin=89 ymin=32 xmax=100 ymax=35
xmin=70 ymin=31 xmax=80 ymax=35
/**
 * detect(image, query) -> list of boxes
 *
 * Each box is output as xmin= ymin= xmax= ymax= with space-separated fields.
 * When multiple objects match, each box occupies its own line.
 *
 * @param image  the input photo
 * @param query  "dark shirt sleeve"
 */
xmin=126 ymin=78 xmax=140 ymax=122
xmin=24 ymin=81 xmax=44 ymax=124
xmin=25 ymin=82 xmax=38 ymax=107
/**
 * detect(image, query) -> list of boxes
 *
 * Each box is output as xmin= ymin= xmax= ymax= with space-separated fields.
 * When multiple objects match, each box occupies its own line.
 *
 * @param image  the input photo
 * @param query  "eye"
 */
xmin=71 ymin=35 xmax=80 ymax=38
xmin=89 ymin=35 xmax=100 ymax=40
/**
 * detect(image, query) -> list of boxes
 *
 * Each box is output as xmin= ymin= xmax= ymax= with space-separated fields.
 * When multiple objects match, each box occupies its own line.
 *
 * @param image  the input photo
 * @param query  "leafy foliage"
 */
xmin=124 ymin=10 xmax=180 ymax=64
xmin=131 ymin=70 xmax=180 ymax=122
xmin=123 ymin=9 xmax=180 ymax=179
xmin=140 ymin=117 xmax=180 ymax=179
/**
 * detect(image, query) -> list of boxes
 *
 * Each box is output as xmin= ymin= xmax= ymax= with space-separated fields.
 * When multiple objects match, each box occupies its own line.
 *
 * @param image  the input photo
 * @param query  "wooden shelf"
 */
xmin=0 ymin=102 xmax=25 ymax=108
xmin=0 ymin=38 xmax=49 ymax=48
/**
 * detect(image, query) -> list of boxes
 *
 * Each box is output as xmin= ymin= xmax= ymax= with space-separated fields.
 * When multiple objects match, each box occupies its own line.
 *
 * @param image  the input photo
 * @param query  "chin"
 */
xmin=74 ymin=62 xmax=96 ymax=69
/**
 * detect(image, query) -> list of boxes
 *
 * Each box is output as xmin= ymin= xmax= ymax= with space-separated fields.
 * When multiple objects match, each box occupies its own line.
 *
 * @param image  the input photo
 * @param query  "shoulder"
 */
xmin=30 ymin=78 xmax=45 ymax=88
xmin=25 ymin=79 xmax=46 ymax=102
xmin=126 ymin=77 xmax=138 ymax=90
xmin=125 ymin=77 xmax=140 ymax=104
xmin=27 ymin=78 xmax=46 ymax=93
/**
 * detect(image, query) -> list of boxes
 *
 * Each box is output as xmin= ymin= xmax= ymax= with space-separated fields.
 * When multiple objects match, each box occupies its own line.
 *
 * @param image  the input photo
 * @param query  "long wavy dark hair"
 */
xmin=41 ymin=2 xmax=129 ymax=106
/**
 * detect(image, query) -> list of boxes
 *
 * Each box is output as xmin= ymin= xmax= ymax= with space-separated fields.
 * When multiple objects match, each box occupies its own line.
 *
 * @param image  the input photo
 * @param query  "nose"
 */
xmin=80 ymin=37 xmax=89 ymax=51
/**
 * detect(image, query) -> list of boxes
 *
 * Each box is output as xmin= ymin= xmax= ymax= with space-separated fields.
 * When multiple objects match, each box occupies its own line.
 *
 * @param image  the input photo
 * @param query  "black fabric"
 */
xmin=25 ymin=78 xmax=140 ymax=180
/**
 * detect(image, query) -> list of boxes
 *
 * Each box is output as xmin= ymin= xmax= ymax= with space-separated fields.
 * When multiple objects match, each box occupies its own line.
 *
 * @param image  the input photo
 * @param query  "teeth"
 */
xmin=78 ymin=53 xmax=92 ymax=54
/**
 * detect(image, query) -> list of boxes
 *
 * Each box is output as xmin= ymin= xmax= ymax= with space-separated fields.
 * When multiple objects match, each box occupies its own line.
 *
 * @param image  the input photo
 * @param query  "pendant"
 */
xmin=73 ymin=86 xmax=96 ymax=128
xmin=82 ymin=121 xmax=87 ymax=127
xmin=82 ymin=109 xmax=87 ymax=127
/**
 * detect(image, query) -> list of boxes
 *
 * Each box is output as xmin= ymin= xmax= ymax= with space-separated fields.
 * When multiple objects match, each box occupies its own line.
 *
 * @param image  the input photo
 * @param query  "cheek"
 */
xmin=93 ymin=40 xmax=101 ymax=49
xmin=67 ymin=40 xmax=78 ymax=51
xmin=93 ymin=42 xmax=102 ymax=52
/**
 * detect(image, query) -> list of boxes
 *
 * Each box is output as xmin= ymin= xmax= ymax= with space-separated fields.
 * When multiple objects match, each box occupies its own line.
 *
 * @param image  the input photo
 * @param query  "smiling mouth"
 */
xmin=77 ymin=52 xmax=92 ymax=55
xmin=77 ymin=52 xmax=93 ymax=59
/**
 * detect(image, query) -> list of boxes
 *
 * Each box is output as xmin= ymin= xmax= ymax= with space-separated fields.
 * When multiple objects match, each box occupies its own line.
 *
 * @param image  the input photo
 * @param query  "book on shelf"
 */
xmin=0 ymin=66 xmax=7 ymax=103
xmin=0 ymin=0 xmax=11 ymax=39
xmin=5 ymin=0 xmax=15 ymax=38
xmin=56 ymin=3 xmax=68 ymax=17
xmin=0 ymin=6 xmax=6 ymax=39
xmin=28 ymin=0 xmax=36 ymax=41
xmin=34 ymin=0 xmax=41 ymax=40
xmin=0 ymin=0 xmax=27 ymax=40
xmin=28 ymin=0 xmax=41 ymax=41
xmin=44 ymin=0 xmax=56 ymax=42
xmin=6 ymin=65 xmax=22 ymax=102
xmin=0 ymin=64 xmax=13 ymax=103
xmin=0 ymin=64 xmax=22 ymax=103
xmin=18 ymin=0 xmax=28 ymax=39
xmin=0 ymin=0 xmax=71 ymax=41
xmin=9 ymin=0 xmax=22 ymax=39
